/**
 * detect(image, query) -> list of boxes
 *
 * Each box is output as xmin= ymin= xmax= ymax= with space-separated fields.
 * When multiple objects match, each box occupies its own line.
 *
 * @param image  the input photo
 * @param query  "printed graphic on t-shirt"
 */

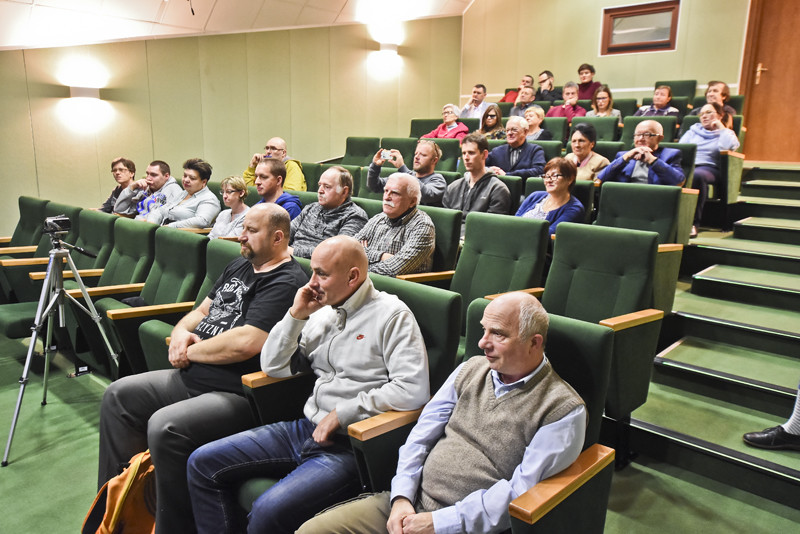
xmin=194 ymin=276 xmax=250 ymax=338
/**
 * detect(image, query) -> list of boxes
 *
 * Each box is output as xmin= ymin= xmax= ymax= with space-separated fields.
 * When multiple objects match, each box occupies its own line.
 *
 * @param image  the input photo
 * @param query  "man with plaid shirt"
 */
xmin=354 ymin=173 xmax=435 ymax=277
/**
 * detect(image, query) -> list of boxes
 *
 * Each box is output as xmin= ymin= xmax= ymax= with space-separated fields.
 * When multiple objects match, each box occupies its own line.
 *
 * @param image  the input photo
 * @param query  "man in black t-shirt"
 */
xmin=97 ymin=203 xmax=308 ymax=534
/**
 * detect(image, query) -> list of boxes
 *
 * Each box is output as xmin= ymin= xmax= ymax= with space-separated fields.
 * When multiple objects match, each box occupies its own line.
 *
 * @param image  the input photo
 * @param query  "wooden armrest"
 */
xmin=657 ymin=243 xmax=683 ymax=253
xmin=599 ymin=308 xmax=663 ymax=332
xmin=241 ymin=371 xmax=310 ymax=388
xmin=0 ymin=245 xmax=38 ymax=254
xmin=509 ymin=444 xmax=615 ymax=524
xmin=348 ymin=409 xmax=424 ymax=441
xmin=0 ymin=257 xmax=51 ymax=267
xmin=65 ymin=282 xmax=145 ymax=299
xmin=179 ymin=227 xmax=212 ymax=234
xmin=30 ymin=268 xmax=104 ymax=281
xmin=165 ymin=336 xmax=170 ymax=346
xmin=0 ymin=237 xmax=11 ymax=244
xmin=106 ymin=301 xmax=195 ymax=320
xmin=681 ymin=188 xmax=699 ymax=196
xmin=720 ymin=150 xmax=745 ymax=159
xmin=397 ymin=270 xmax=455 ymax=283
xmin=218 ymin=236 xmax=240 ymax=242
xmin=485 ymin=287 xmax=544 ymax=300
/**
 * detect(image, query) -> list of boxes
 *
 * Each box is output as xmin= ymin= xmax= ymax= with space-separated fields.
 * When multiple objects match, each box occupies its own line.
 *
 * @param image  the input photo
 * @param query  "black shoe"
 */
xmin=743 ymin=426 xmax=800 ymax=451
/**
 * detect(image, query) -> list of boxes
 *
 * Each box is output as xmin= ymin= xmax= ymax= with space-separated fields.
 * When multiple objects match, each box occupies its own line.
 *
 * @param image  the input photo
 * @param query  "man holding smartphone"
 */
xmin=367 ymin=139 xmax=446 ymax=206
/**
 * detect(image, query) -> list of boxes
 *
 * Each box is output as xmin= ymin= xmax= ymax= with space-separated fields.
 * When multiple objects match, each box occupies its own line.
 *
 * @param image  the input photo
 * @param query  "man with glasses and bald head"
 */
xmin=244 ymin=136 xmax=307 ymax=191
xmin=597 ymin=119 xmax=684 ymax=185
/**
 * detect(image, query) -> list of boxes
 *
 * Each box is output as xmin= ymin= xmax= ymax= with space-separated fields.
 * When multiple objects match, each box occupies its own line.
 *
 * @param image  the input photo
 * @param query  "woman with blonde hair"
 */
xmin=208 ymin=175 xmax=250 ymax=239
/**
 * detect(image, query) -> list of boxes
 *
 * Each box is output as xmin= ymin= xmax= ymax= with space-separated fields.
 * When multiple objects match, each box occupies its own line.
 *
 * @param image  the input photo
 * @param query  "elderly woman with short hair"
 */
xmin=421 ymin=103 xmax=470 ymax=141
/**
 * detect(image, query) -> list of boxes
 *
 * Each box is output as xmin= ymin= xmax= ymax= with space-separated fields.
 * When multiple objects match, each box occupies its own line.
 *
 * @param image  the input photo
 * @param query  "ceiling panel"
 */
xmin=100 ymin=0 xmax=165 ymax=22
xmin=252 ymin=0 xmax=303 ymax=29
xmin=296 ymin=4 xmax=338 ymax=27
xmin=160 ymin=0 xmax=214 ymax=30
xmin=206 ymin=0 xmax=264 ymax=32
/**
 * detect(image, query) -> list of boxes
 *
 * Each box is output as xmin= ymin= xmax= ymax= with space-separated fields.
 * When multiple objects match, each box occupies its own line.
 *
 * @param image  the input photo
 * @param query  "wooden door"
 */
xmin=740 ymin=0 xmax=800 ymax=162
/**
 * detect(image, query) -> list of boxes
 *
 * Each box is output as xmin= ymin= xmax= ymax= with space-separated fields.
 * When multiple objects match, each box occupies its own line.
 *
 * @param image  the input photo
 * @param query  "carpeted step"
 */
xmin=733 ymin=217 xmax=800 ymax=245
xmin=743 ymin=168 xmax=800 ymax=183
xmin=691 ymin=264 xmax=800 ymax=310
xmin=740 ymin=180 xmax=800 ymax=200
xmin=682 ymin=234 xmax=800 ymax=275
xmin=737 ymin=196 xmax=800 ymax=220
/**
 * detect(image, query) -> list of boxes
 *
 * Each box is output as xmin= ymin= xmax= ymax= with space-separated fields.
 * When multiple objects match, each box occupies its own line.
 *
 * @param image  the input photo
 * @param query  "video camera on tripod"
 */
xmin=43 ymin=214 xmax=71 ymax=238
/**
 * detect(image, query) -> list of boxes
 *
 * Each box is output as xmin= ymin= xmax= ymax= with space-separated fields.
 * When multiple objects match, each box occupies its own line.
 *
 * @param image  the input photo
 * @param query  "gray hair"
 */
xmin=443 ymin=103 xmax=460 ymax=115
xmin=518 ymin=296 xmax=549 ymax=345
xmin=563 ymin=81 xmax=578 ymax=91
xmin=388 ymin=172 xmax=422 ymax=205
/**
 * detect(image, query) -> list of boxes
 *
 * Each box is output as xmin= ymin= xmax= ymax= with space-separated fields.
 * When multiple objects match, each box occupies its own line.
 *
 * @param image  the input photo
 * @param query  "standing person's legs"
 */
xmin=148 ymin=388 xmax=255 ymax=534
xmin=97 ymin=369 xmax=191 ymax=489
xmin=296 ymin=492 xmax=392 ymax=534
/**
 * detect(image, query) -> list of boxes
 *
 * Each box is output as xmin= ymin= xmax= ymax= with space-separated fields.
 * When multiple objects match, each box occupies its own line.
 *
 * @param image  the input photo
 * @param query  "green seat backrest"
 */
xmin=659 ymin=142 xmax=697 ymax=185
xmin=370 ymin=273 xmax=461 ymax=391
xmin=357 ymin=168 xmax=386 ymax=201
xmin=452 ymin=212 xmax=548 ymax=329
xmin=351 ymin=197 xmax=383 ymax=219
xmin=542 ymin=223 xmax=658 ymax=323
xmin=431 ymin=138 xmax=461 ymax=172
xmin=570 ymin=116 xmax=620 ymax=142
xmin=206 ymin=181 xmax=225 ymax=208
xmin=463 ymin=298 xmax=614 ymax=449
xmin=73 ymin=210 xmax=116 ymax=269
xmin=297 ymin=162 xmax=322 ymax=193
xmin=439 ymin=171 xmax=461 ymax=185
xmin=524 ymin=178 xmax=594 ymax=224
xmin=98 ymin=218 xmax=157 ymax=286
xmin=418 ymin=205 xmax=462 ymax=272
xmin=593 ymin=141 xmax=625 ymax=163
xmin=496 ymin=175 xmax=522 ymax=213
xmin=621 ymin=116 xmax=678 ymax=145
xmin=655 ymin=79 xmax=697 ymax=100
xmin=293 ymin=190 xmax=319 ymax=207
xmin=245 ymin=186 xmax=262 ymax=207
xmin=595 ymin=183 xmax=681 ymax=244
xmin=529 ymin=140 xmax=564 ymax=163
xmin=409 ymin=118 xmax=442 ymax=138
xmin=193 ymin=238 xmax=243 ymax=306
xmin=614 ymin=98 xmax=639 ymax=118
xmin=496 ymin=102 xmax=513 ymax=116
xmin=460 ymin=118 xmax=479 ymax=132
xmin=140 ymin=228 xmax=207 ymax=306
xmin=9 ymin=196 xmax=48 ymax=247
xmin=531 ymin=100 xmax=552 ymax=114
xmin=542 ymin=117 xmax=568 ymax=143
xmin=380 ymin=137 xmax=418 ymax=165
xmin=341 ymin=137 xmax=380 ymax=167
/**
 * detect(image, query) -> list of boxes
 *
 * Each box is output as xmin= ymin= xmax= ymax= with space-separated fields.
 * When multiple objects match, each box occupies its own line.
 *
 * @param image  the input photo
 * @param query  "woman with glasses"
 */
xmin=421 ymin=103 xmax=469 ymax=141
xmin=515 ymin=158 xmax=585 ymax=235
xmin=679 ymin=102 xmax=740 ymax=237
xmin=565 ymin=123 xmax=609 ymax=181
xmin=476 ymin=103 xmax=506 ymax=139
xmin=101 ymin=157 xmax=136 ymax=213
xmin=524 ymin=105 xmax=552 ymax=141
xmin=208 ymin=175 xmax=250 ymax=239
xmin=586 ymin=85 xmax=621 ymax=118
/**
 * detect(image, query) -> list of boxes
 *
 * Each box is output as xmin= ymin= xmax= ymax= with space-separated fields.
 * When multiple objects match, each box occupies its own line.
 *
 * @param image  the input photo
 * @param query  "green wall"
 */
xmin=0 ymin=17 xmax=462 ymax=235
xmin=461 ymin=0 xmax=749 ymax=102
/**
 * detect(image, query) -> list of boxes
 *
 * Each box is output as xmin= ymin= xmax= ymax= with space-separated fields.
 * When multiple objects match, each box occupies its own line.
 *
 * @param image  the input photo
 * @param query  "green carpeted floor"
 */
xmin=2 ymin=333 xmax=800 ymax=533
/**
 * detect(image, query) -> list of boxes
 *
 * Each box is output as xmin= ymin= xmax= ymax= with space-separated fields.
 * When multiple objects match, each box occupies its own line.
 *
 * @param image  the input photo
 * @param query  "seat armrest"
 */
xmin=66 ymin=282 xmax=145 ymax=299
xmin=30 ymin=268 xmax=104 ymax=281
xmin=0 ymin=245 xmax=38 ymax=255
xmin=0 ymin=236 xmax=11 ymax=245
xmin=241 ymin=371 xmax=310 ymax=388
xmin=509 ymin=444 xmax=615 ymax=525
xmin=658 ymin=243 xmax=683 ymax=254
xmin=0 ymin=257 xmax=52 ymax=267
xmin=106 ymin=301 xmax=195 ymax=320
xmin=599 ymin=308 xmax=663 ymax=332
xmin=348 ymin=409 xmax=424 ymax=441
xmin=218 ymin=236 xmax=240 ymax=242
xmin=241 ymin=371 xmax=316 ymax=426
xmin=179 ymin=227 xmax=212 ymax=234
xmin=486 ymin=287 xmax=544 ymax=300
xmin=720 ymin=150 xmax=745 ymax=159
xmin=397 ymin=270 xmax=455 ymax=283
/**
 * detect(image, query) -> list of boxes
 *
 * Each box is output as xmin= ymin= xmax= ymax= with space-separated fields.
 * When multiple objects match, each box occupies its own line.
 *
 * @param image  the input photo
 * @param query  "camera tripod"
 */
xmin=2 ymin=235 xmax=119 ymax=466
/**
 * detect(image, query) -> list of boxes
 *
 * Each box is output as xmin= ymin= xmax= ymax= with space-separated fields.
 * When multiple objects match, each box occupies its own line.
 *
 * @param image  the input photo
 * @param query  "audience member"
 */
xmin=679 ymin=102 xmax=740 ymax=237
xmin=476 ymin=104 xmax=506 ymax=140
xmin=535 ymin=70 xmax=562 ymax=103
xmin=368 ymin=140 xmax=446 ymax=206
xmin=146 ymin=158 xmax=220 ymax=228
xmin=97 ymin=203 xmax=308 ymax=534
xmin=577 ymin=63 xmax=602 ymax=100
xmin=208 ymin=175 xmax=250 ymax=239
xmin=101 ymin=157 xmax=135 ymax=213
xmin=354 ymin=173 xmax=435 ymax=276
xmin=545 ymin=82 xmax=586 ymax=121
xmin=244 ymin=137 xmax=306 ymax=191
xmin=499 ymin=74 xmax=534 ymax=103
xmin=421 ymin=104 xmax=469 ymax=141
xmin=486 ymin=117 xmax=546 ymax=179
xmin=289 ymin=166 xmax=368 ymax=258
xmin=566 ymin=123 xmax=610 ymax=182
xmin=187 ymin=235 xmax=430 ymax=534
xmin=516 ymin=158 xmax=585 ymax=235
xmin=510 ymin=86 xmax=535 ymax=117
xmin=586 ymin=84 xmax=621 ymax=118
xmin=525 ymin=105 xmax=553 ymax=141
xmin=254 ymin=158 xmax=302 ymax=219
xmin=296 ymin=291 xmax=586 ymax=534
xmin=446 ymin=133 xmax=512 ymax=236
xmin=460 ymin=83 xmax=489 ymax=122
xmin=634 ymin=85 xmax=680 ymax=117
xmin=114 ymin=160 xmax=183 ymax=219
xmin=689 ymin=81 xmax=736 ymax=129
xmin=744 ymin=382 xmax=800 ymax=451
xmin=598 ymin=120 xmax=684 ymax=185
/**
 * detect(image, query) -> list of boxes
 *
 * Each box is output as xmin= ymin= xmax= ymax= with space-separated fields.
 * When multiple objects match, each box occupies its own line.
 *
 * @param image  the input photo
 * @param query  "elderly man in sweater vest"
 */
xmin=298 ymin=291 xmax=587 ymax=534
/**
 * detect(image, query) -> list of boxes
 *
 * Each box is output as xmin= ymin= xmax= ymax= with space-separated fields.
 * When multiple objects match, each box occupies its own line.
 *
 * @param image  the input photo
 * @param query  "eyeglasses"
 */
xmin=595 ymin=96 xmax=609 ymax=100
xmin=486 ymin=114 xmax=498 ymax=118
xmin=442 ymin=110 xmax=455 ymax=116
xmin=506 ymin=127 xmax=523 ymax=134
xmin=542 ymin=173 xmax=564 ymax=181
xmin=264 ymin=146 xmax=285 ymax=152
xmin=220 ymin=189 xmax=239 ymax=195
xmin=633 ymin=132 xmax=659 ymax=139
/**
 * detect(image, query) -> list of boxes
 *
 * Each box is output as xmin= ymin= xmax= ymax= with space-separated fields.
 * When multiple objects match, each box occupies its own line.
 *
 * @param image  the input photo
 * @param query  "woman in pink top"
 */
xmin=422 ymin=103 xmax=469 ymax=141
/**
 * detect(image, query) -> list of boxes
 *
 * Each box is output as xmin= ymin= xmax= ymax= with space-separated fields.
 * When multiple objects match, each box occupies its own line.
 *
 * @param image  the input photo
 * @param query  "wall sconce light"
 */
xmin=69 ymin=86 xmax=101 ymax=99
xmin=57 ymin=85 xmax=113 ymax=134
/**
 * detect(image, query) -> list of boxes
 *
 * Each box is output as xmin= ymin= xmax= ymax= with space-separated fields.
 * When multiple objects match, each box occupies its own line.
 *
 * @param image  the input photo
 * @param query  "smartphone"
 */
xmin=381 ymin=149 xmax=391 ymax=160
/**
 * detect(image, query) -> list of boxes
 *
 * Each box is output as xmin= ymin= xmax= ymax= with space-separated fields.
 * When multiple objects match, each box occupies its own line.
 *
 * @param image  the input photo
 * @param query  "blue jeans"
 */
xmin=187 ymin=418 xmax=361 ymax=534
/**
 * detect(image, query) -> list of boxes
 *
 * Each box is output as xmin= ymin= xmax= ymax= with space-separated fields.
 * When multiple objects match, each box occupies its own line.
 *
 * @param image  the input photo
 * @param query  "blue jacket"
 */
xmin=597 ymin=147 xmax=684 ymax=186
xmin=515 ymin=191 xmax=585 ymax=235
xmin=486 ymin=142 xmax=546 ymax=179
xmin=256 ymin=192 xmax=302 ymax=219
